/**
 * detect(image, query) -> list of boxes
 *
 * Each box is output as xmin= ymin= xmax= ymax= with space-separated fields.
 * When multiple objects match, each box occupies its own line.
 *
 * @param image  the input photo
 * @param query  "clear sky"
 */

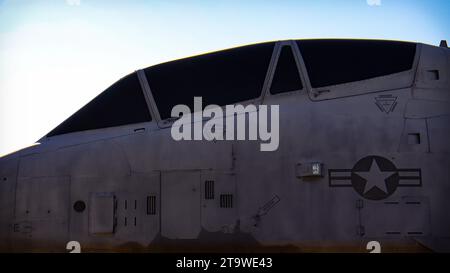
xmin=0 ymin=0 xmax=449 ymax=156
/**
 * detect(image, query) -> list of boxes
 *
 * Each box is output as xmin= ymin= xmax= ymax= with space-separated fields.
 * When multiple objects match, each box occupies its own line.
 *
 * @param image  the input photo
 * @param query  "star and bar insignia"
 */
xmin=329 ymin=155 xmax=422 ymax=200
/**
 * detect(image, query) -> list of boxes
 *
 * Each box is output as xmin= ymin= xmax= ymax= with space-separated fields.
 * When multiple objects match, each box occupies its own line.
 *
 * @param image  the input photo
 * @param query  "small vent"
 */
xmin=408 ymin=133 xmax=421 ymax=145
xmin=205 ymin=180 xmax=215 ymax=200
xmin=426 ymin=69 xmax=440 ymax=81
xmin=147 ymin=196 xmax=156 ymax=215
xmin=385 ymin=231 xmax=401 ymax=235
xmin=220 ymin=194 xmax=233 ymax=208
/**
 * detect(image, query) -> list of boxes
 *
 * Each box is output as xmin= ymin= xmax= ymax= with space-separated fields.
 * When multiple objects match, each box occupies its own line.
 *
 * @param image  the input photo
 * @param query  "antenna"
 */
xmin=440 ymin=40 xmax=448 ymax=48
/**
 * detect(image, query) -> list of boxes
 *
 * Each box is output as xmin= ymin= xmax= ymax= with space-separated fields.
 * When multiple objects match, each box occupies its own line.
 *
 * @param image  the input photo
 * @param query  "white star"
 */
xmin=354 ymin=159 xmax=395 ymax=194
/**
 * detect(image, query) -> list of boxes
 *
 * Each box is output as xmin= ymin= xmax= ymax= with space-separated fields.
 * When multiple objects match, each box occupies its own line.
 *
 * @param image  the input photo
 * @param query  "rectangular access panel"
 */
xmin=13 ymin=176 xmax=70 ymax=251
xmin=89 ymin=193 xmax=116 ymax=235
xmin=15 ymin=176 xmax=70 ymax=219
xmin=161 ymin=171 xmax=201 ymax=239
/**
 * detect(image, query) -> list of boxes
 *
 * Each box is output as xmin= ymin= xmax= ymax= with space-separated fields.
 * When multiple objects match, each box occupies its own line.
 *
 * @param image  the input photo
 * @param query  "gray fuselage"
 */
xmin=0 ymin=39 xmax=449 ymax=252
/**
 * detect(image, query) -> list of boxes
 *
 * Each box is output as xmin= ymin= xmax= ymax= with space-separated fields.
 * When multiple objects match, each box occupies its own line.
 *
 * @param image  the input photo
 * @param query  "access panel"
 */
xmin=161 ymin=170 xmax=201 ymax=239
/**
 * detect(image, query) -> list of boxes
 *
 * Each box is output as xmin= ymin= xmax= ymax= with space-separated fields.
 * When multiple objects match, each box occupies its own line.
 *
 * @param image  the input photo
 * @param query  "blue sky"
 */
xmin=0 ymin=0 xmax=449 ymax=156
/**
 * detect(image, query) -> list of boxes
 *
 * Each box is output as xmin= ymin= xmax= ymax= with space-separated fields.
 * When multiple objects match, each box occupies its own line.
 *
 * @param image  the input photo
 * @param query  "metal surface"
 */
xmin=0 ymin=39 xmax=449 ymax=252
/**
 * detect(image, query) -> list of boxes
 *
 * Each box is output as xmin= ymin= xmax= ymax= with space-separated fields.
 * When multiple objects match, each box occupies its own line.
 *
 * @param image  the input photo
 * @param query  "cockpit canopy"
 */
xmin=47 ymin=73 xmax=152 ymax=137
xmin=145 ymin=42 xmax=276 ymax=120
xmin=296 ymin=39 xmax=416 ymax=88
xmin=47 ymin=39 xmax=417 ymax=137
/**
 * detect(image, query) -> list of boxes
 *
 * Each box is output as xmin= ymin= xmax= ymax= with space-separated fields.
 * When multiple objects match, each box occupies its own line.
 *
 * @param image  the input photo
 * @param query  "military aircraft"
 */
xmin=0 ymin=39 xmax=449 ymax=252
